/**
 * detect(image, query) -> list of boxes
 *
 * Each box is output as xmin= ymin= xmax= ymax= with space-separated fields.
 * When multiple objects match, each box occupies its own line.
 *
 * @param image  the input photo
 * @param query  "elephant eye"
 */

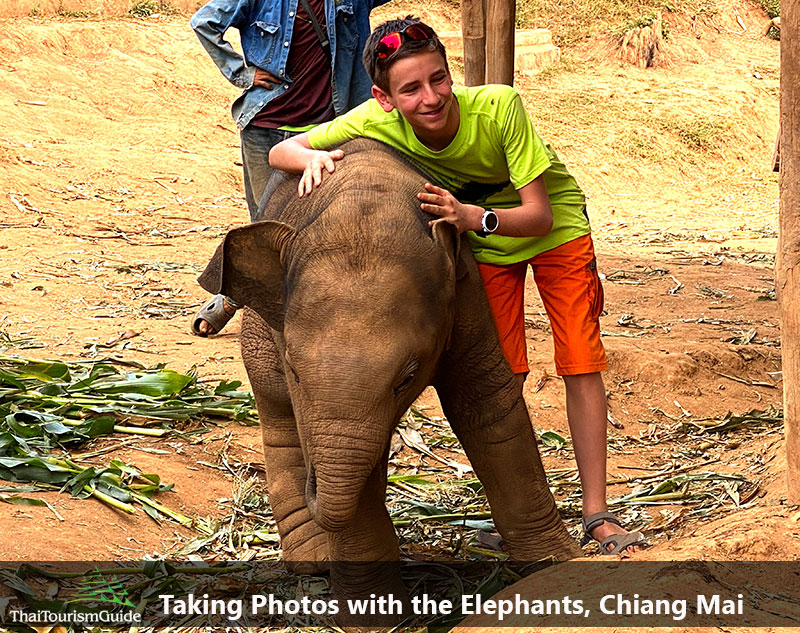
xmin=394 ymin=373 xmax=415 ymax=395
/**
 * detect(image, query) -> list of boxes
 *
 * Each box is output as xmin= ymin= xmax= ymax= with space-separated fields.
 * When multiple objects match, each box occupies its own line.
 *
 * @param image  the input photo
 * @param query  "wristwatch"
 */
xmin=476 ymin=208 xmax=499 ymax=238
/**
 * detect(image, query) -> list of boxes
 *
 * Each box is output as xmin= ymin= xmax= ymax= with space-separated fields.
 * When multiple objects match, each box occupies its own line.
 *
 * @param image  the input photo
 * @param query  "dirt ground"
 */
xmin=0 ymin=0 xmax=795 ymax=581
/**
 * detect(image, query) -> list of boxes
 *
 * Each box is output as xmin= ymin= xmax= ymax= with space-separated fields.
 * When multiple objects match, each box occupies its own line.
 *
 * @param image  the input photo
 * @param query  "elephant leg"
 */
xmin=327 ymin=451 xmax=408 ymax=626
xmin=240 ymin=308 xmax=327 ymax=568
xmin=433 ymin=255 xmax=581 ymax=561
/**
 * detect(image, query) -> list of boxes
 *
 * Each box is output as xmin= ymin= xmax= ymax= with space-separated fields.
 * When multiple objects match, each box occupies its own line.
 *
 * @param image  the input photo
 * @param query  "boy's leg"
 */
xmin=561 ymin=373 xmax=614 ymax=525
xmin=531 ymin=234 xmax=641 ymax=552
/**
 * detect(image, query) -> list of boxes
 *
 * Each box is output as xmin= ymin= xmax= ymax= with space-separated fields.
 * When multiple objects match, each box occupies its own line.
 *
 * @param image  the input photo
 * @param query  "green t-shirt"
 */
xmin=307 ymin=84 xmax=589 ymax=265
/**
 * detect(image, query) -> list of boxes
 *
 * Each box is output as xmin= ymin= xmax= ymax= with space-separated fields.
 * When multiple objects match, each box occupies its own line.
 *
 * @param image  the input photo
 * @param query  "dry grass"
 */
xmin=513 ymin=0 xmax=726 ymax=46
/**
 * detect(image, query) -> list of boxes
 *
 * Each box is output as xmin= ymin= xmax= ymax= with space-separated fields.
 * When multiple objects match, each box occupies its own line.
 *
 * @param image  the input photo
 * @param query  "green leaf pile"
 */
xmin=0 ymin=355 xmax=258 ymax=531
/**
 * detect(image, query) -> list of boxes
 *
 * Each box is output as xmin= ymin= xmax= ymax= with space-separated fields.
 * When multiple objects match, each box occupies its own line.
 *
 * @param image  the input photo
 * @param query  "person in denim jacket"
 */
xmin=190 ymin=0 xmax=390 ymax=336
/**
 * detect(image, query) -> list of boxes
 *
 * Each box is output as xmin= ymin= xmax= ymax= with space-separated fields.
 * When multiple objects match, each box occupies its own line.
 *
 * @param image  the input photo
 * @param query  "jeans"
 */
xmin=240 ymin=125 xmax=299 ymax=222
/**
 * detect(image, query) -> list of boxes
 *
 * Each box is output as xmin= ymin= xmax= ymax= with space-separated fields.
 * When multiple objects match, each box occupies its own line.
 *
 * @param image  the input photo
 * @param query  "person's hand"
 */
xmin=298 ymin=149 xmax=345 ymax=197
xmin=418 ymin=182 xmax=482 ymax=233
xmin=253 ymin=68 xmax=282 ymax=89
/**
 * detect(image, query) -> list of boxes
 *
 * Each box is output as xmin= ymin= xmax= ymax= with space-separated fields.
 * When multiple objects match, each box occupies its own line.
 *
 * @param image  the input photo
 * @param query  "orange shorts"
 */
xmin=477 ymin=234 xmax=607 ymax=376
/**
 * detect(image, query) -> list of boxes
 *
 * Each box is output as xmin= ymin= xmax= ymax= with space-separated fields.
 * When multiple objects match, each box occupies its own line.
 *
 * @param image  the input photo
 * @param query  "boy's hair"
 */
xmin=362 ymin=16 xmax=448 ymax=93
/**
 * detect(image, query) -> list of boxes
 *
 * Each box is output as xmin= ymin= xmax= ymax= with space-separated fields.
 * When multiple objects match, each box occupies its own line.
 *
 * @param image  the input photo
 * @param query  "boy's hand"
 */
xmin=298 ymin=149 xmax=345 ymax=197
xmin=418 ymin=183 xmax=482 ymax=233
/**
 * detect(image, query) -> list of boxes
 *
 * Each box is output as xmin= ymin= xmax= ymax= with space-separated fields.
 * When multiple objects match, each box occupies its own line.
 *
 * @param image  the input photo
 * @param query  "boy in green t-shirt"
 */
xmin=269 ymin=17 xmax=645 ymax=555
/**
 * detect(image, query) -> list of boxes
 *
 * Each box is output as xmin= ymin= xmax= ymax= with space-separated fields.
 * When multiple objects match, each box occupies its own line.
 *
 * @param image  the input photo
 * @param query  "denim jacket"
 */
xmin=191 ymin=0 xmax=389 ymax=129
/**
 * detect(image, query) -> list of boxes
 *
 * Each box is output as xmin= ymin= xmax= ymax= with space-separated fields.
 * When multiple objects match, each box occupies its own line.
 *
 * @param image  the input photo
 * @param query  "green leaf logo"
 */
xmin=72 ymin=568 xmax=136 ymax=609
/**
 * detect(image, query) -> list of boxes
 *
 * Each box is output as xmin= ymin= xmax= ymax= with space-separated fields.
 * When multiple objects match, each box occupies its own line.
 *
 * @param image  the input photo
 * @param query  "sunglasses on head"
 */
xmin=375 ymin=23 xmax=435 ymax=61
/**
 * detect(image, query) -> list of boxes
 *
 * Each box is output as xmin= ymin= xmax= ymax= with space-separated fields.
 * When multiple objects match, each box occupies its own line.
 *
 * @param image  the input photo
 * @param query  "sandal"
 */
xmin=474 ymin=530 xmax=505 ymax=552
xmin=580 ymin=511 xmax=647 ymax=555
xmin=191 ymin=294 xmax=236 ymax=337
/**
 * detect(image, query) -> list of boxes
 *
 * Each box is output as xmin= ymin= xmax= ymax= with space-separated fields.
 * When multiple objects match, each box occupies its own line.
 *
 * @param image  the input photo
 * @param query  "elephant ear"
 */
xmin=431 ymin=220 xmax=468 ymax=281
xmin=197 ymin=221 xmax=297 ymax=330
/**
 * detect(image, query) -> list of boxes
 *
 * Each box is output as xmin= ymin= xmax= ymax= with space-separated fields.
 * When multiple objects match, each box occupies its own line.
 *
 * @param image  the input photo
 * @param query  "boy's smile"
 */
xmin=372 ymin=50 xmax=460 ymax=151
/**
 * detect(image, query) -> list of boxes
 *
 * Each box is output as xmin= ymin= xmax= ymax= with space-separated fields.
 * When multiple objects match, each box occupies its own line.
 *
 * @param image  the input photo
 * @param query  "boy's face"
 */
xmin=372 ymin=50 xmax=458 ymax=150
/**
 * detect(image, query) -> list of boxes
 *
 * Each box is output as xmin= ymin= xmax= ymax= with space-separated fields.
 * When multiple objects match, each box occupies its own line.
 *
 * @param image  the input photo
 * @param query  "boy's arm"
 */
xmin=418 ymin=176 xmax=553 ymax=237
xmin=269 ymin=133 xmax=345 ymax=197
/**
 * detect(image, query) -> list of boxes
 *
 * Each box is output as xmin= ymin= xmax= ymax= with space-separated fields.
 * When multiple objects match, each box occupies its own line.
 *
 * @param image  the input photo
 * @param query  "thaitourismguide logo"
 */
xmin=73 ymin=567 xmax=137 ymax=608
xmin=7 ymin=567 xmax=141 ymax=625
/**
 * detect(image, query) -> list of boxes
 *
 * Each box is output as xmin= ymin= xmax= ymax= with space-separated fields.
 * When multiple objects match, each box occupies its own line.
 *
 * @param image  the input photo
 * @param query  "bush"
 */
xmin=766 ymin=23 xmax=780 ymax=39
xmin=57 ymin=7 xmax=97 ymax=17
xmin=129 ymin=0 xmax=178 ymax=17
xmin=755 ymin=0 xmax=780 ymax=19
xmin=615 ymin=11 xmax=671 ymax=41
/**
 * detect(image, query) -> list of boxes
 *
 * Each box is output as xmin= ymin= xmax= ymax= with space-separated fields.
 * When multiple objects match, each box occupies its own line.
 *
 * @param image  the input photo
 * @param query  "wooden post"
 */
xmin=461 ymin=0 xmax=486 ymax=86
xmin=485 ymin=0 xmax=515 ymax=85
xmin=778 ymin=0 xmax=800 ymax=503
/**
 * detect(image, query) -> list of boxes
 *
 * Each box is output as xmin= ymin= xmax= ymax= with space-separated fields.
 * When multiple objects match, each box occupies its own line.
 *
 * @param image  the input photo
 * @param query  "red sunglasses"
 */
xmin=375 ymin=23 xmax=435 ymax=61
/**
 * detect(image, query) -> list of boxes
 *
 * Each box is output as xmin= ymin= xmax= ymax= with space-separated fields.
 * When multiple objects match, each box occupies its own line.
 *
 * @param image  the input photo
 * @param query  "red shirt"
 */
xmin=252 ymin=0 xmax=334 ymax=128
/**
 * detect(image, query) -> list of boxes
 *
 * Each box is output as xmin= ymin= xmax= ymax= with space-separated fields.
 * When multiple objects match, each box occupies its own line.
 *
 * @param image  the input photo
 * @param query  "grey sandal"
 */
xmin=580 ymin=511 xmax=647 ymax=555
xmin=191 ymin=294 xmax=236 ymax=337
xmin=474 ymin=530 xmax=505 ymax=552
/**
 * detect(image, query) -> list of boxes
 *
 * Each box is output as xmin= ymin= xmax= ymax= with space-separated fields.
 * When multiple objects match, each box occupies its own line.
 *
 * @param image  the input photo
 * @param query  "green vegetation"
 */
xmin=662 ymin=115 xmax=731 ymax=151
xmin=56 ymin=7 xmax=98 ymax=17
xmin=767 ymin=20 xmax=780 ymax=40
xmin=611 ymin=114 xmax=731 ymax=161
xmin=0 ymin=355 xmax=257 ymax=529
xmin=692 ymin=0 xmax=719 ymax=16
xmin=755 ymin=0 xmax=780 ymax=18
xmin=614 ymin=128 xmax=677 ymax=163
xmin=515 ymin=0 xmax=662 ymax=46
xmin=614 ymin=11 xmax=671 ymax=41
xmin=30 ymin=3 xmax=100 ymax=17
xmin=534 ymin=57 xmax=578 ymax=82
xmin=129 ymin=0 xmax=180 ymax=17
xmin=514 ymin=0 xmax=720 ymax=47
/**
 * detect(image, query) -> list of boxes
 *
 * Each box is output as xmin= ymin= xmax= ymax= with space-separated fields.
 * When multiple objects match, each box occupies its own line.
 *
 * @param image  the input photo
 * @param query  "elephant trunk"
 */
xmin=304 ymin=424 xmax=389 ymax=533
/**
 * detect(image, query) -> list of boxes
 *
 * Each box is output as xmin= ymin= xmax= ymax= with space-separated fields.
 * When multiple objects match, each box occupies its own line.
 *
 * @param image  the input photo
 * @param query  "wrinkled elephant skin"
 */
xmin=199 ymin=139 xmax=581 ymax=611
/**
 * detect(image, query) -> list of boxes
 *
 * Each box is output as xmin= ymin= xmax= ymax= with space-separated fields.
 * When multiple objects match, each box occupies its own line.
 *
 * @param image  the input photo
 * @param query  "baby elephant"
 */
xmin=199 ymin=139 xmax=579 ymax=607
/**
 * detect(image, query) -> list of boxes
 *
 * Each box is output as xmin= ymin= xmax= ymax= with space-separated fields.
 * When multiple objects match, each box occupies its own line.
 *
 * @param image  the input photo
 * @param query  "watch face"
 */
xmin=484 ymin=210 xmax=499 ymax=232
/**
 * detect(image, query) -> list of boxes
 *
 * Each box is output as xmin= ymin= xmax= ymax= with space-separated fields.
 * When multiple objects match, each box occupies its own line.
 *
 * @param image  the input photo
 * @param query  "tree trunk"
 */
xmin=485 ymin=0 xmax=515 ymax=85
xmin=461 ymin=0 xmax=486 ymax=86
xmin=778 ymin=0 xmax=800 ymax=503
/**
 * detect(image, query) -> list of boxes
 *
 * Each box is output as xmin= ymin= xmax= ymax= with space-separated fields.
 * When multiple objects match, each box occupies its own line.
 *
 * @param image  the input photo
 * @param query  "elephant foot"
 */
xmin=284 ymin=559 xmax=329 ymax=575
xmin=281 ymin=522 xmax=330 ymax=574
xmin=503 ymin=529 xmax=583 ymax=562
xmin=334 ymin=613 xmax=405 ymax=632
xmin=330 ymin=560 xmax=410 ymax=629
